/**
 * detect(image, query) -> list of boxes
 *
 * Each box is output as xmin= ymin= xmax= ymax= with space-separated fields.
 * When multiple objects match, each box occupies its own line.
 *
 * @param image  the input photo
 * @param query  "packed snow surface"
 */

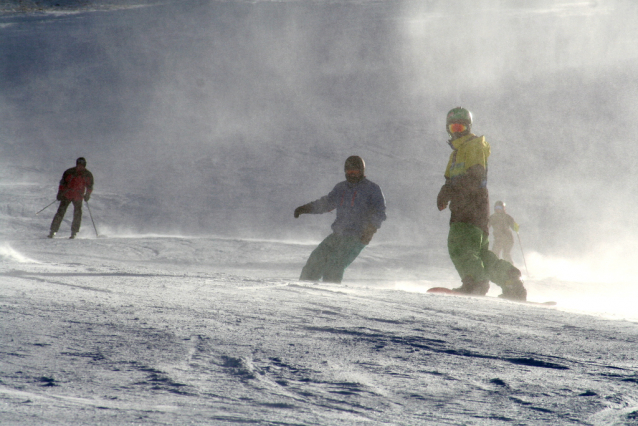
xmin=1 ymin=233 xmax=638 ymax=425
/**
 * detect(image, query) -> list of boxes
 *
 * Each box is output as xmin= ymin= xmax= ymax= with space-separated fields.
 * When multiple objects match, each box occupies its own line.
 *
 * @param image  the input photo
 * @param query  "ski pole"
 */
xmin=36 ymin=189 xmax=70 ymax=215
xmin=516 ymin=232 xmax=529 ymax=276
xmin=35 ymin=200 xmax=58 ymax=215
xmin=85 ymin=200 xmax=99 ymax=237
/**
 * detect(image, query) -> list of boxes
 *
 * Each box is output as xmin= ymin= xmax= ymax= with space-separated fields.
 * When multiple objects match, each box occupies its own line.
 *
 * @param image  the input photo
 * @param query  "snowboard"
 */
xmin=427 ymin=287 xmax=557 ymax=306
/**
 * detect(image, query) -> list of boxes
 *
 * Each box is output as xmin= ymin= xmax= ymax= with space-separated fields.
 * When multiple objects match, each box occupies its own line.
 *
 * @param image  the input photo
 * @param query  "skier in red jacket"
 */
xmin=47 ymin=157 xmax=94 ymax=239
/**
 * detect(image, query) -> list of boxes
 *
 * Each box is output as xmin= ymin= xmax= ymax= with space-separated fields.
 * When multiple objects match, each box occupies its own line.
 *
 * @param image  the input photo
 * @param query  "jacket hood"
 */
xmin=450 ymin=133 xmax=482 ymax=150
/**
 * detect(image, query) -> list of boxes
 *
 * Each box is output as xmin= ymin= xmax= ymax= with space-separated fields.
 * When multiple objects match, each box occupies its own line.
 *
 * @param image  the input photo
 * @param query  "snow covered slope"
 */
xmin=2 ymin=233 xmax=638 ymax=425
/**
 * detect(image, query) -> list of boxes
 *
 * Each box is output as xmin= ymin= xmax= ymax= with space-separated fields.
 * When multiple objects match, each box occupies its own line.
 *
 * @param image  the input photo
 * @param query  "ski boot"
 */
xmin=498 ymin=269 xmax=527 ymax=301
xmin=453 ymin=276 xmax=489 ymax=296
xmin=47 ymin=231 xmax=55 ymax=239
xmin=69 ymin=233 xmax=76 ymax=239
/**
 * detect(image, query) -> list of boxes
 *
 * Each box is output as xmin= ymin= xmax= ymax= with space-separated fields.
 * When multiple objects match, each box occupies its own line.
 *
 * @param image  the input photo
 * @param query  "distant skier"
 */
xmin=294 ymin=156 xmax=386 ymax=283
xmin=489 ymin=201 xmax=519 ymax=263
xmin=48 ymin=157 xmax=94 ymax=239
xmin=436 ymin=107 xmax=526 ymax=301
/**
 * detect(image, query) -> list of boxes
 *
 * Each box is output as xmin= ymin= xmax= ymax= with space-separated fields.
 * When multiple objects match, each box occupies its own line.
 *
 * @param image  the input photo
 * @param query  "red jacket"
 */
xmin=58 ymin=167 xmax=94 ymax=202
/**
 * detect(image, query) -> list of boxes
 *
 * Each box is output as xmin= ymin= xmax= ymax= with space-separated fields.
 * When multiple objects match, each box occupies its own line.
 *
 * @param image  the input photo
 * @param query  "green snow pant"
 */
xmin=447 ymin=222 xmax=518 ymax=288
xmin=300 ymin=233 xmax=365 ymax=283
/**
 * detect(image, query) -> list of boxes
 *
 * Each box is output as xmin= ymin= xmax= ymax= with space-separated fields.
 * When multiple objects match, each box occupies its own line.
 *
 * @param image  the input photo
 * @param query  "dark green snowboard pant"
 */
xmin=448 ymin=222 xmax=519 ymax=288
xmin=300 ymin=233 xmax=365 ymax=284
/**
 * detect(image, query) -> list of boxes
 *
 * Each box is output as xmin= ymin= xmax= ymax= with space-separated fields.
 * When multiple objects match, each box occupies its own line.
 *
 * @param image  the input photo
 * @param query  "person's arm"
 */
xmin=361 ymin=184 xmax=386 ymax=245
xmin=294 ymin=184 xmax=340 ymax=218
xmin=452 ymin=139 xmax=489 ymax=189
xmin=368 ymin=184 xmax=386 ymax=228
xmin=84 ymin=171 xmax=94 ymax=201
xmin=437 ymin=178 xmax=452 ymax=210
xmin=451 ymin=164 xmax=486 ymax=189
xmin=509 ymin=215 xmax=520 ymax=232
xmin=57 ymin=170 xmax=70 ymax=200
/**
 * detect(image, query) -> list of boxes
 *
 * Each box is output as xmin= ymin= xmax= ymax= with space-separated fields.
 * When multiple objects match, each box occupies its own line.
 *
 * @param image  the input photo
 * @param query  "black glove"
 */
xmin=294 ymin=204 xmax=312 ymax=218
xmin=84 ymin=193 xmax=91 ymax=202
xmin=361 ymin=223 xmax=377 ymax=245
xmin=56 ymin=192 xmax=63 ymax=201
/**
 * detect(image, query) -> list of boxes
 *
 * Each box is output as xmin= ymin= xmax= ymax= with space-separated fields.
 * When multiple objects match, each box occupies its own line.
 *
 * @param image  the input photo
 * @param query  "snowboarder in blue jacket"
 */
xmin=294 ymin=156 xmax=386 ymax=283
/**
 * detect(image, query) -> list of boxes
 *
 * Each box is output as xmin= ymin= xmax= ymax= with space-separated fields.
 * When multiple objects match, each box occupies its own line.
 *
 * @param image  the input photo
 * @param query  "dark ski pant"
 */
xmin=50 ymin=199 xmax=83 ymax=235
xmin=448 ymin=222 xmax=519 ymax=289
xmin=300 ymin=233 xmax=365 ymax=283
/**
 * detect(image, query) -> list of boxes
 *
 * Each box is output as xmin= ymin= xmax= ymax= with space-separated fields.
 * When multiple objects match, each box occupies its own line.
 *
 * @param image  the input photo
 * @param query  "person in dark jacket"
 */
xmin=489 ymin=201 xmax=519 ymax=263
xmin=437 ymin=108 xmax=526 ymax=301
xmin=48 ymin=157 xmax=94 ymax=239
xmin=294 ymin=156 xmax=386 ymax=283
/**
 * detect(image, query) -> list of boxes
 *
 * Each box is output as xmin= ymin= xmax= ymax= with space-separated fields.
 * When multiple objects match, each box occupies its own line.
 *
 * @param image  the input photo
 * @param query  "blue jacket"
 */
xmin=308 ymin=178 xmax=386 ymax=237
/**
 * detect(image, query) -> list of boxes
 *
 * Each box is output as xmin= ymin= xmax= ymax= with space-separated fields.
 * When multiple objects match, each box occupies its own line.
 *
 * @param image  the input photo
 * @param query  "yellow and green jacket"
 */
xmin=437 ymin=134 xmax=491 ymax=233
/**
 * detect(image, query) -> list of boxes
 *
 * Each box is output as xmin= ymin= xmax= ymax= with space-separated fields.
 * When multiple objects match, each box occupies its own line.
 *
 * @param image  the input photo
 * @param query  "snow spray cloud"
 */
xmin=1 ymin=0 xmax=414 ymax=239
xmin=3 ymin=0 xmax=638 ymax=256
xmin=0 ymin=243 xmax=39 ymax=263
xmin=397 ymin=0 xmax=638 ymax=257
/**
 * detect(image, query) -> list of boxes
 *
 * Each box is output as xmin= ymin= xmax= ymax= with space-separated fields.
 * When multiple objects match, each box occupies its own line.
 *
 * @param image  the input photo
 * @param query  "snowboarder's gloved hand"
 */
xmin=56 ymin=192 xmax=63 ymax=201
xmin=361 ymin=223 xmax=377 ymax=245
xmin=437 ymin=184 xmax=451 ymax=211
xmin=84 ymin=193 xmax=91 ymax=202
xmin=294 ymin=204 xmax=312 ymax=218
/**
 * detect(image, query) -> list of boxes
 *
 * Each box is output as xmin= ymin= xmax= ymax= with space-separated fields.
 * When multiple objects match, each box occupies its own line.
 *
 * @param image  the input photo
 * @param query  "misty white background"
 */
xmin=3 ymin=0 xmax=637 ymax=249
xmin=2 ymin=0 xmax=638 ymax=425
xmin=3 ymin=0 xmax=638 ymax=315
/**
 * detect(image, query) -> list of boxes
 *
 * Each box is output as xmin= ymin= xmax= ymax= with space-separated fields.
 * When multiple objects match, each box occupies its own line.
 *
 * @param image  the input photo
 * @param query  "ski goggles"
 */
xmin=448 ymin=123 xmax=467 ymax=134
xmin=345 ymin=169 xmax=362 ymax=176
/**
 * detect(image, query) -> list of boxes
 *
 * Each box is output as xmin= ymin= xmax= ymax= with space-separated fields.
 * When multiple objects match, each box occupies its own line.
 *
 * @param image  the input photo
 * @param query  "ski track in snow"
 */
xmin=1 ymin=236 xmax=638 ymax=425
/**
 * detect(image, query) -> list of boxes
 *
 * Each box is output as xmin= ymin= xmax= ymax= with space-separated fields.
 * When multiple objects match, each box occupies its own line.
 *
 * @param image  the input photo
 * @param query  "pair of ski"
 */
xmin=427 ymin=287 xmax=557 ymax=306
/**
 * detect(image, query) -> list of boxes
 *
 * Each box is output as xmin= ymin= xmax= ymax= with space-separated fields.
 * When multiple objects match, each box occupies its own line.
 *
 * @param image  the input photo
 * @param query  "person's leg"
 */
xmin=49 ymin=199 xmax=71 ymax=236
xmin=300 ymin=234 xmax=339 ymax=281
xmin=492 ymin=238 xmax=504 ymax=259
xmin=322 ymin=235 xmax=365 ymax=283
xmin=70 ymin=199 xmax=83 ymax=237
xmin=448 ymin=223 xmax=489 ymax=294
xmin=502 ymin=239 xmax=514 ymax=263
xmin=481 ymin=238 xmax=526 ymax=301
